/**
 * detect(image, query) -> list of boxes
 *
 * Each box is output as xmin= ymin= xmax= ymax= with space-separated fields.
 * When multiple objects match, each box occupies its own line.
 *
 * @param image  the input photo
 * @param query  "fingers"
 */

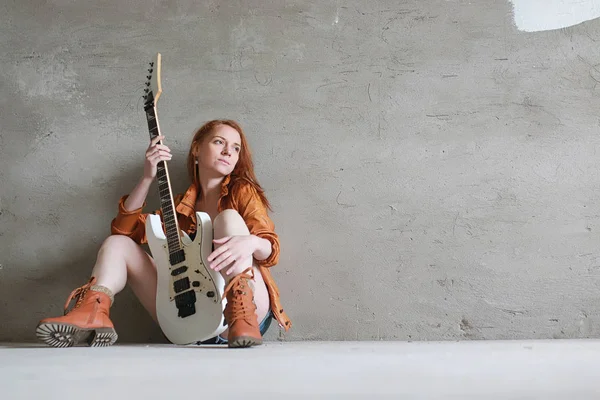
xmin=211 ymin=251 xmax=251 ymax=275
xmin=146 ymin=144 xmax=171 ymax=157
xmin=207 ymin=236 xmax=251 ymax=274
xmin=210 ymin=250 xmax=234 ymax=272
xmin=212 ymin=236 xmax=230 ymax=244
xmin=147 ymin=149 xmax=172 ymax=161
xmin=208 ymin=245 xmax=230 ymax=265
xmin=207 ymin=239 xmax=231 ymax=262
xmin=147 ymin=135 xmax=171 ymax=156
xmin=143 ymin=136 xmax=171 ymax=179
xmin=150 ymin=135 xmax=164 ymax=146
xmin=147 ymin=153 xmax=172 ymax=168
xmin=145 ymin=138 xmax=172 ymax=166
xmin=225 ymin=263 xmax=239 ymax=276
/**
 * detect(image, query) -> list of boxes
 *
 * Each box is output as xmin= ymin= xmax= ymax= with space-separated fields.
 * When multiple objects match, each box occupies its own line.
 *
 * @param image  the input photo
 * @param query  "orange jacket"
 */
xmin=110 ymin=175 xmax=291 ymax=332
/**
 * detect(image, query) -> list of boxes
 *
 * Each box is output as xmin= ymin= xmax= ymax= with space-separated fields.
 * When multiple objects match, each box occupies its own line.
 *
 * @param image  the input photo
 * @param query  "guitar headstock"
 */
xmin=143 ymin=53 xmax=162 ymax=106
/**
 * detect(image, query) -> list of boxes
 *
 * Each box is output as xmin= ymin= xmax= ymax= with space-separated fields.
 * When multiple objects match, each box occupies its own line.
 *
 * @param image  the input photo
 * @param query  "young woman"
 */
xmin=36 ymin=119 xmax=292 ymax=348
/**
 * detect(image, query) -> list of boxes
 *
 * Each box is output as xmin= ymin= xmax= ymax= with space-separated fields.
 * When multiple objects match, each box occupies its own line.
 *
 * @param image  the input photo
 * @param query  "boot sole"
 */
xmin=228 ymin=336 xmax=262 ymax=348
xmin=36 ymin=322 xmax=118 ymax=348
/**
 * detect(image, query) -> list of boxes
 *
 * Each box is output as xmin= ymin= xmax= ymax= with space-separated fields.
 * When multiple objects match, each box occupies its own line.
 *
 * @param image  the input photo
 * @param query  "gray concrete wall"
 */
xmin=1 ymin=0 xmax=600 ymax=343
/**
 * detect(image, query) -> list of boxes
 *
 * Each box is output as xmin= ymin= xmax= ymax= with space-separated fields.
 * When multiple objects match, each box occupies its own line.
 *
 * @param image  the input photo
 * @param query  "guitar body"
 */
xmin=146 ymin=211 xmax=227 ymax=344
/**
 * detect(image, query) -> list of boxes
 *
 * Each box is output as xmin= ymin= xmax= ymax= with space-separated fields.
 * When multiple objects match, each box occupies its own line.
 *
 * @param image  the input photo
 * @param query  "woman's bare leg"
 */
xmin=213 ymin=209 xmax=270 ymax=322
xmin=36 ymin=234 xmax=159 ymax=347
xmin=92 ymin=235 xmax=158 ymax=321
xmin=213 ymin=209 xmax=271 ymax=339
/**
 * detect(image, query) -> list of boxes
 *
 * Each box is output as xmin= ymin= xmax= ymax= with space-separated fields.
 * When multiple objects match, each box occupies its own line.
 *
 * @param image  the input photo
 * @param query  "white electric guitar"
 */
xmin=142 ymin=53 xmax=227 ymax=344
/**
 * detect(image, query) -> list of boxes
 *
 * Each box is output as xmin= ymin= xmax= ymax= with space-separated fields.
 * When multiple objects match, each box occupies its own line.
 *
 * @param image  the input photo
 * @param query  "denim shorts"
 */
xmin=197 ymin=310 xmax=273 ymax=345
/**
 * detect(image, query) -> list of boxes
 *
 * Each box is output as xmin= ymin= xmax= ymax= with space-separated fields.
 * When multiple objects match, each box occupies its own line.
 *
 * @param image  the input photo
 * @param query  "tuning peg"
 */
xmin=147 ymin=75 xmax=151 ymax=79
xmin=148 ymin=68 xmax=153 ymax=73
xmin=146 ymin=82 xmax=150 ymax=86
xmin=150 ymin=62 xmax=154 ymax=67
xmin=144 ymin=88 xmax=149 ymax=93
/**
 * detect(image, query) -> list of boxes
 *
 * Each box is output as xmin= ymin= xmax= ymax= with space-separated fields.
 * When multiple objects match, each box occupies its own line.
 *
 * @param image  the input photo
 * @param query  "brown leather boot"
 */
xmin=223 ymin=268 xmax=262 ymax=348
xmin=36 ymin=277 xmax=117 ymax=348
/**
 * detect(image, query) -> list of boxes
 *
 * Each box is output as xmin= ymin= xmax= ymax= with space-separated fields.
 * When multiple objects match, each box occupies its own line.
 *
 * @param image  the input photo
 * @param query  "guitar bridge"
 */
xmin=174 ymin=290 xmax=196 ymax=318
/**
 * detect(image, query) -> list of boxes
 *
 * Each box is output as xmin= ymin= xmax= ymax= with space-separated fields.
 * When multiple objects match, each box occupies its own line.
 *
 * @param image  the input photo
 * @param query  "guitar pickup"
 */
xmin=170 ymin=266 xmax=188 ymax=276
xmin=173 ymin=277 xmax=190 ymax=293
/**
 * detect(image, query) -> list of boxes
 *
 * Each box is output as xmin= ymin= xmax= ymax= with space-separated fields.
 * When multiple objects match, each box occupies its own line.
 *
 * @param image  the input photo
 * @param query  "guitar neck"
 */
xmin=144 ymin=97 xmax=182 ymax=255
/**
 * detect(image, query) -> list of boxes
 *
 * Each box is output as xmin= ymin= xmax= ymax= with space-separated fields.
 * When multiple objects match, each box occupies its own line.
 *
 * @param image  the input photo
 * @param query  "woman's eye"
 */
xmin=234 ymin=147 xmax=240 ymax=152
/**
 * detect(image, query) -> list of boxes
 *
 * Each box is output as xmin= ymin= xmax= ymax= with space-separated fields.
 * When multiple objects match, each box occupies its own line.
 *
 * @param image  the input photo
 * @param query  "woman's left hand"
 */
xmin=208 ymin=235 xmax=257 ymax=275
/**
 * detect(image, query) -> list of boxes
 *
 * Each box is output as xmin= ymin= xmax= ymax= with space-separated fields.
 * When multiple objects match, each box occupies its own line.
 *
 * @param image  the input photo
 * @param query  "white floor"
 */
xmin=1 ymin=340 xmax=600 ymax=399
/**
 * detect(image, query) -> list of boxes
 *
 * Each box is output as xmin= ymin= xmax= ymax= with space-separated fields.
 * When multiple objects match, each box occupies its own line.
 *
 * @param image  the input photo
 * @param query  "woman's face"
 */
xmin=196 ymin=124 xmax=241 ymax=177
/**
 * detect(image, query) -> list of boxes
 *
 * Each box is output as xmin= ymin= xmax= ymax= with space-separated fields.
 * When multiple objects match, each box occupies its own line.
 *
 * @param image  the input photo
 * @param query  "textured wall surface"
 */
xmin=2 ymin=0 xmax=600 ymax=343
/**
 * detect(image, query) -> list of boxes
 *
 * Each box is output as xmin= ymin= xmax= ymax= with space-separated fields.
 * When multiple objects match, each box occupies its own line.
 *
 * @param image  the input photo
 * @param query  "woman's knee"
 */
xmin=214 ymin=209 xmax=243 ymax=225
xmin=99 ymin=234 xmax=138 ymax=252
xmin=99 ymin=235 xmax=154 ymax=272
xmin=213 ymin=209 xmax=249 ymax=235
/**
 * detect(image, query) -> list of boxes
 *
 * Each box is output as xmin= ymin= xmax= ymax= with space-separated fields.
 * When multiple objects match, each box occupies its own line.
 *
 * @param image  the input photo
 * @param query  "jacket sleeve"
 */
xmin=110 ymin=195 xmax=155 ymax=245
xmin=234 ymin=183 xmax=280 ymax=268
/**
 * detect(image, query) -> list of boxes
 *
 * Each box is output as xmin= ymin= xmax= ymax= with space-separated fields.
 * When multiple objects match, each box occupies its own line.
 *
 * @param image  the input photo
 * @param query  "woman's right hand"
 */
xmin=144 ymin=135 xmax=172 ymax=179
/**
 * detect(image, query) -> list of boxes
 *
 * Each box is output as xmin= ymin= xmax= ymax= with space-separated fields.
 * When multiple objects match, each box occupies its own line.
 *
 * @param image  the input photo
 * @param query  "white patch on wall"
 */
xmin=510 ymin=0 xmax=600 ymax=32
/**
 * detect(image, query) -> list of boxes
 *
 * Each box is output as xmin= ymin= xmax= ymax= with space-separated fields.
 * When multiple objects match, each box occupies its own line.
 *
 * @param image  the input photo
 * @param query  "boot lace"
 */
xmin=63 ymin=277 xmax=96 ymax=315
xmin=223 ymin=268 xmax=256 ymax=323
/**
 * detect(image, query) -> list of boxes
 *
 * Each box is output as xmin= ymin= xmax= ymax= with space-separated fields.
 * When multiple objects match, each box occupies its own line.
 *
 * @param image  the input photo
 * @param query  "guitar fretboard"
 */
xmin=144 ymin=95 xmax=183 ymax=260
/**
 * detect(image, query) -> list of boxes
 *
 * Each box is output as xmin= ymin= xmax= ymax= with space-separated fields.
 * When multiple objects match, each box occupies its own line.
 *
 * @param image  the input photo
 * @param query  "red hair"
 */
xmin=186 ymin=119 xmax=272 ymax=210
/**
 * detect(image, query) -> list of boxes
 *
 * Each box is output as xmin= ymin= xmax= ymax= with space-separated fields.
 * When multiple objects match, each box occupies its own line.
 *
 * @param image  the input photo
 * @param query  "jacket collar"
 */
xmin=176 ymin=174 xmax=231 ymax=218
